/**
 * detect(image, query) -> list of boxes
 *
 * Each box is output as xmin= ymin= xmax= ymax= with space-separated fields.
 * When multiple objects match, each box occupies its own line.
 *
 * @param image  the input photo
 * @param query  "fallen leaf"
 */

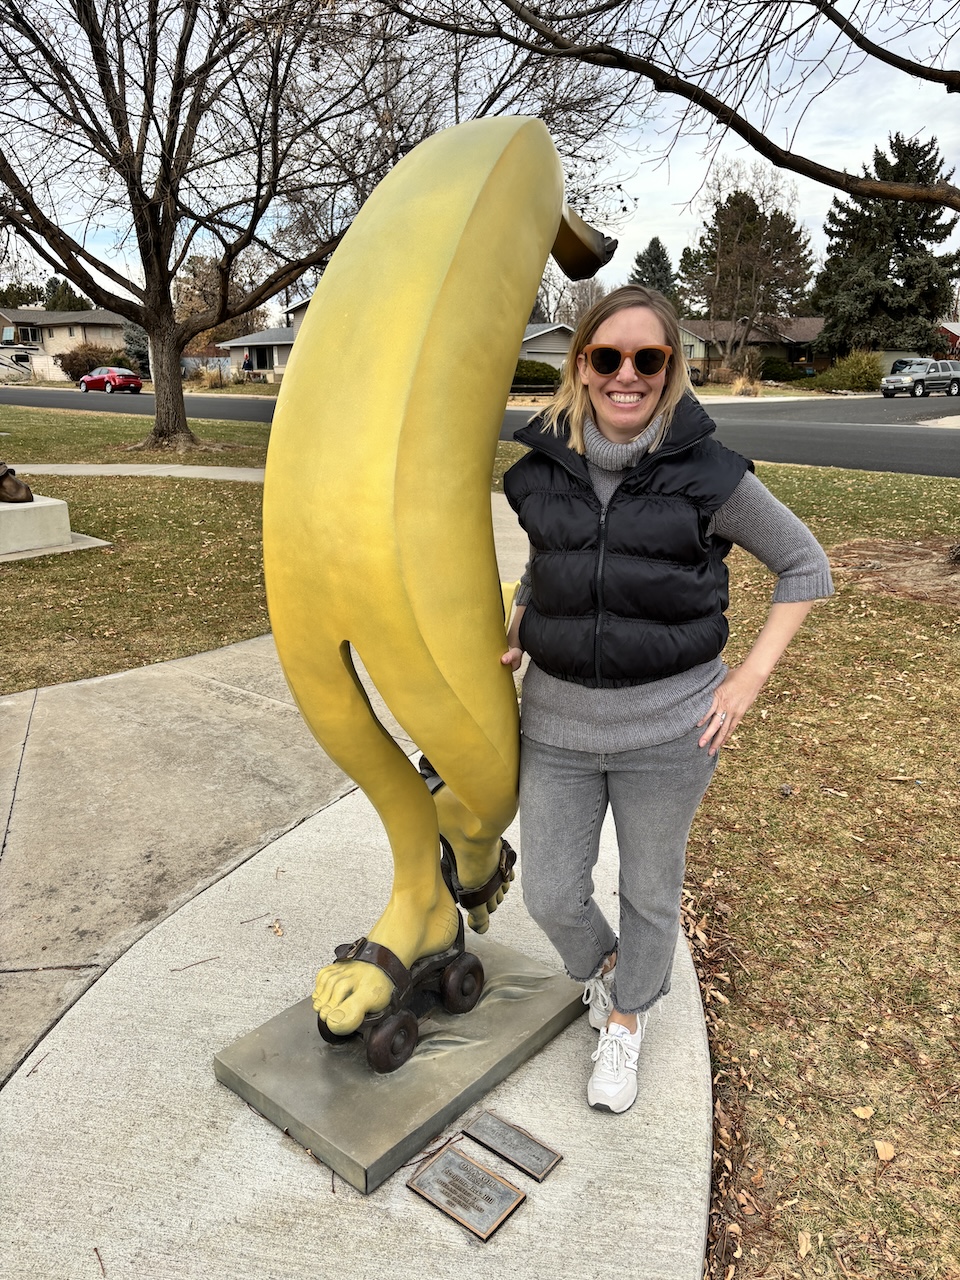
xmin=853 ymin=1106 xmax=875 ymax=1119
xmin=798 ymin=1229 xmax=813 ymax=1258
xmin=874 ymin=1140 xmax=896 ymax=1162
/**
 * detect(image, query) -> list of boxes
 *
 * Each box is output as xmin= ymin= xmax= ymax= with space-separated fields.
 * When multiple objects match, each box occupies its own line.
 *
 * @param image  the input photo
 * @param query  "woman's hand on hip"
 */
xmin=698 ymin=601 xmax=818 ymax=756
xmin=697 ymin=665 xmax=765 ymax=756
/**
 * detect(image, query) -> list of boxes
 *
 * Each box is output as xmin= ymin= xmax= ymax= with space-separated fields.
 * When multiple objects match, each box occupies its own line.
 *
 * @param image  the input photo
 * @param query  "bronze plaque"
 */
xmin=407 ymin=1145 xmax=525 ymax=1240
xmin=463 ymin=1110 xmax=562 ymax=1182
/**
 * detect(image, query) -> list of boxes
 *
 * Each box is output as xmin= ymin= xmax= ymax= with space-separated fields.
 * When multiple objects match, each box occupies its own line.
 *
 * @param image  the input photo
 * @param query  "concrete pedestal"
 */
xmin=0 ymin=495 xmax=71 ymax=554
xmin=0 ymin=493 xmax=109 ymax=560
xmin=214 ymin=936 xmax=586 ymax=1193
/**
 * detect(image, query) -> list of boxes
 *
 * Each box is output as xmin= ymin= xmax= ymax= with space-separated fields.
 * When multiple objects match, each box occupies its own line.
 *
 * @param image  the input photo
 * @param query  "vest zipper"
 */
xmin=593 ymin=507 xmax=608 ymax=682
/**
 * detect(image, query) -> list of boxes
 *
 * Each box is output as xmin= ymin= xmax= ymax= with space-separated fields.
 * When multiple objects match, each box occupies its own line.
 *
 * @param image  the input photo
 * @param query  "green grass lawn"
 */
xmin=1 ymin=403 xmax=269 ymax=466
xmin=3 ymin=404 xmax=958 ymax=1279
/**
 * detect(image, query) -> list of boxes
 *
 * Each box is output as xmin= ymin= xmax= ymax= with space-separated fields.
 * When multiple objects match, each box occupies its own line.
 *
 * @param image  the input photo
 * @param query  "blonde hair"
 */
xmin=543 ymin=285 xmax=692 ymax=453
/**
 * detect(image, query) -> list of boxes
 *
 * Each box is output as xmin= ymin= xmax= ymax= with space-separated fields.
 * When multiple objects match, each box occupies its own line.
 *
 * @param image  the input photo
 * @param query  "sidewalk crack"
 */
xmin=0 ymin=963 xmax=103 ymax=974
xmin=1 ymin=687 xmax=38 ymax=868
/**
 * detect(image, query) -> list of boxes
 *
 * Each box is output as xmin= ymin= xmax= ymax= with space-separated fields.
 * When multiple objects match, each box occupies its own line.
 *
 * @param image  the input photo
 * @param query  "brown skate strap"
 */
xmin=333 ymin=937 xmax=412 ymax=998
xmin=449 ymin=838 xmax=517 ymax=910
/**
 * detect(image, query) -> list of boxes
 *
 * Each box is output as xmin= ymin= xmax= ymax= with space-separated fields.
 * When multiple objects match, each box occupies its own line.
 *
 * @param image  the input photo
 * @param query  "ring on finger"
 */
xmin=718 ymin=711 xmax=727 ymax=723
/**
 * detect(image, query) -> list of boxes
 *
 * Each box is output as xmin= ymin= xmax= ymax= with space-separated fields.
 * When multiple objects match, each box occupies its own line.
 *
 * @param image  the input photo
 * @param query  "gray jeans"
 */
xmin=519 ymin=726 xmax=718 ymax=1015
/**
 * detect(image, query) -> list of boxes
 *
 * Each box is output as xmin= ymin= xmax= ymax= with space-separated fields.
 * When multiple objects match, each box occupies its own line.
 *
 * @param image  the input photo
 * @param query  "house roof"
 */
xmin=938 ymin=320 xmax=960 ymax=339
xmin=217 ymin=327 xmax=294 ymax=348
xmin=680 ymin=317 xmax=824 ymax=344
xmin=524 ymin=323 xmax=573 ymax=339
xmin=0 ymin=307 xmax=127 ymax=325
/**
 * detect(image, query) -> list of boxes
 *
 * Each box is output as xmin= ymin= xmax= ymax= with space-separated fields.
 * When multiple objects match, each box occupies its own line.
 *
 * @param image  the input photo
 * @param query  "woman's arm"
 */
xmin=697 ymin=599 xmax=814 ymax=756
xmin=698 ymin=473 xmax=833 ymax=755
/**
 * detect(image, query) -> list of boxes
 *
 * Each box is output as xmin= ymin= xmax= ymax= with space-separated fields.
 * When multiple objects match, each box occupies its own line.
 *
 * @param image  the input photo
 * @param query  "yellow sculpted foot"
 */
xmin=443 ymin=834 xmax=517 ymax=936
xmin=312 ymin=894 xmax=460 ymax=1036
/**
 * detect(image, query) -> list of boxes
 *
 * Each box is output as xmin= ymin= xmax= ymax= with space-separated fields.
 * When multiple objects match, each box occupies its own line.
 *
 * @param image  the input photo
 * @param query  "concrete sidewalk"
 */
xmin=0 ymin=496 xmax=714 ymax=1279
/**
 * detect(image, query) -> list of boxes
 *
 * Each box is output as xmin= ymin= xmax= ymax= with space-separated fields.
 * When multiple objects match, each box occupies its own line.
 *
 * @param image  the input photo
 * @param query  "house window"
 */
xmin=69 ymin=327 xmax=75 ymax=337
xmin=683 ymin=344 xmax=694 ymax=358
xmin=48 ymin=328 xmax=54 ymax=338
xmin=1 ymin=327 xmax=13 ymax=344
xmin=17 ymin=326 xmax=40 ymax=344
xmin=254 ymin=347 xmax=274 ymax=371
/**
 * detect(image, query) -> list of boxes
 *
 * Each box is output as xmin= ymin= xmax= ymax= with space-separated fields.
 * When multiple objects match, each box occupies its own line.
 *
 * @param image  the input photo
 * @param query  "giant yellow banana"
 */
xmin=262 ymin=116 xmax=611 ymax=1036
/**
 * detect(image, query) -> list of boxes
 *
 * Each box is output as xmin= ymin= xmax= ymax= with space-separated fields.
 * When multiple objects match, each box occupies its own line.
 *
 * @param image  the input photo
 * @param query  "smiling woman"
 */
xmin=500 ymin=283 xmax=835 ymax=1115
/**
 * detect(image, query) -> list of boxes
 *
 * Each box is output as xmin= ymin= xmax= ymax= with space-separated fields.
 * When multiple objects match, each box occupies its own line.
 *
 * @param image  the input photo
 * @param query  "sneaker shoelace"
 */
xmin=591 ymin=1028 xmax=634 ymax=1075
xmin=583 ymin=976 xmax=612 ymax=1015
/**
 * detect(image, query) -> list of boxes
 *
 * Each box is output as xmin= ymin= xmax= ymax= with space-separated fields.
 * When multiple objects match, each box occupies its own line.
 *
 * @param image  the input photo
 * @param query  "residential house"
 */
xmin=216 ymin=326 xmax=296 ymax=382
xmin=520 ymin=323 xmax=573 ymax=369
xmin=679 ymin=317 xmax=827 ymax=378
xmin=0 ymin=306 xmax=128 ymax=380
xmin=219 ymin=304 xmax=577 ymax=383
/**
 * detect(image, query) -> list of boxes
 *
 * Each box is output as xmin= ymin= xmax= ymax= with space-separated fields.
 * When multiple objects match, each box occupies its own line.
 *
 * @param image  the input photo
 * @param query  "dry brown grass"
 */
xmin=0 ymin=476 xmax=267 ymax=692
xmin=690 ymin=464 xmax=960 ymax=1280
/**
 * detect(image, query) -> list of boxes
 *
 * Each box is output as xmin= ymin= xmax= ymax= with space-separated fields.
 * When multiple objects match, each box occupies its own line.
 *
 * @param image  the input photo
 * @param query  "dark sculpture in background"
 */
xmin=0 ymin=464 xmax=33 ymax=503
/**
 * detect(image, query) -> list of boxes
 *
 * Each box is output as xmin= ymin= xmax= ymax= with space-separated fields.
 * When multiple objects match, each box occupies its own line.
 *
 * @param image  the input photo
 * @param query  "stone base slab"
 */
xmin=214 ymin=936 xmax=586 ymax=1193
xmin=0 ymin=530 xmax=111 ymax=562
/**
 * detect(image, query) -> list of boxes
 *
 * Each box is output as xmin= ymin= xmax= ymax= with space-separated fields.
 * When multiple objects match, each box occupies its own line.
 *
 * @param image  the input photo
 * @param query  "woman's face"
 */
xmin=577 ymin=305 xmax=669 ymax=444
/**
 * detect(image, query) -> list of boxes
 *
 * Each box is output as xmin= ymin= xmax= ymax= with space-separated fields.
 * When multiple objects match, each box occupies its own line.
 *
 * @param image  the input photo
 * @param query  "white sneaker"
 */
xmin=582 ymin=972 xmax=614 ymax=1031
xmin=587 ymin=1018 xmax=647 ymax=1113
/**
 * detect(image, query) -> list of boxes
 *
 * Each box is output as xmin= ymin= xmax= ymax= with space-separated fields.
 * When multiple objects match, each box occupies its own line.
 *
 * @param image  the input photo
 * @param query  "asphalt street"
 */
xmin=2 ymin=385 xmax=959 ymax=477
xmin=504 ymin=399 xmax=960 ymax=477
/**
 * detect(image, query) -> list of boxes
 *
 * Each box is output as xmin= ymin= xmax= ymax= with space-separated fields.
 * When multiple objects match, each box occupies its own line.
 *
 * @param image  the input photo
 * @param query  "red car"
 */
xmin=78 ymin=366 xmax=142 ymax=394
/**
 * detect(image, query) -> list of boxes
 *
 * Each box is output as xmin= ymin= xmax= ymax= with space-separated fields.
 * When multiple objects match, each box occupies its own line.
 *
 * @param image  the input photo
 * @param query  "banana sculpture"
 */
xmin=262 ymin=116 xmax=612 ymax=1049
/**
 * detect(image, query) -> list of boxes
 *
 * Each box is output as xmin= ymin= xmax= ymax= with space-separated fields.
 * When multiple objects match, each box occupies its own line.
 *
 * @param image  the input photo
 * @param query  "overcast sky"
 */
xmin=595 ymin=54 xmax=960 ymax=294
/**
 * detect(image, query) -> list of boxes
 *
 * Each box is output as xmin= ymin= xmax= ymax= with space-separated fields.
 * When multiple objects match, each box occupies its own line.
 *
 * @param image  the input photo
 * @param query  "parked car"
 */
xmin=78 ymin=366 xmax=142 ymax=394
xmin=880 ymin=359 xmax=960 ymax=398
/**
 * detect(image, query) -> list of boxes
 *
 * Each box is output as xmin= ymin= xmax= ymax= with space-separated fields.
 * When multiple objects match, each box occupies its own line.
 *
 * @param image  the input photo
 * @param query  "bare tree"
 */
xmin=556 ymin=276 xmax=607 ymax=326
xmin=391 ymin=0 xmax=960 ymax=212
xmin=0 ymin=0 xmax=633 ymax=448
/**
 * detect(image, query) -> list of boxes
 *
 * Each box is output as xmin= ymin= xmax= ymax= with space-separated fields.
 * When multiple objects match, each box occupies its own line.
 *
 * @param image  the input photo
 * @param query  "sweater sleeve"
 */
xmin=710 ymin=471 xmax=834 ymax=603
xmin=515 ymin=541 xmax=537 ymax=607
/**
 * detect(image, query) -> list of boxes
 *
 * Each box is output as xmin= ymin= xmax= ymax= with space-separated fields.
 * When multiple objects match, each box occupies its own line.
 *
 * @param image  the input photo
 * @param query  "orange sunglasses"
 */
xmin=581 ymin=344 xmax=673 ymax=377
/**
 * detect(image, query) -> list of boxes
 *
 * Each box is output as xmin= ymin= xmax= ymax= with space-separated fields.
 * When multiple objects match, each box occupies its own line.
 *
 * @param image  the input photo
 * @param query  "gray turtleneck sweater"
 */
xmin=515 ymin=418 xmax=834 ymax=752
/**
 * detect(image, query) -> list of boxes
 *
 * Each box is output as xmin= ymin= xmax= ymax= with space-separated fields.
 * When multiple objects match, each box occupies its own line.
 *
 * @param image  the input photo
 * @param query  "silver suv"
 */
xmin=881 ymin=359 xmax=960 ymax=398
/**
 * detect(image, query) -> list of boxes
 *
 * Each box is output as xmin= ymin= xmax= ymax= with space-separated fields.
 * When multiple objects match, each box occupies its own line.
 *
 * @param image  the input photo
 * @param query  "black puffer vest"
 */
xmin=503 ymin=396 xmax=752 ymax=688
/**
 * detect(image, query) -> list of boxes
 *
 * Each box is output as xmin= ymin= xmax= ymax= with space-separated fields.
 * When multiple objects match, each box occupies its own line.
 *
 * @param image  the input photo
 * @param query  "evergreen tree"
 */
xmin=814 ymin=134 xmax=960 ymax=355
xmin=0 ymin=280 xmax=43 ymax=307
xmin=677 ymin=188 xmax=811 ymax=361
xmin=628 ymin=237 xmax=676 ymax=298
xmin=43 ymin=276 xmax=92 ymax=310
xmin=123 ymin=322 xmax=151 ymax=377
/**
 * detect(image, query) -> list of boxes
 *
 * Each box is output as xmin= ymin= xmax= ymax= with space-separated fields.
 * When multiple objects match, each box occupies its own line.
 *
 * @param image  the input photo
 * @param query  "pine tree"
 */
xmin=677 ymin=188 xmax=811 ymax=361
xmin=814 ymin=134 xmax=960 ymax=355
xmin=0 ymin=280 xmax=43 ymax=307
xmin=628 ymin=237 xmax=676 ymax=298
xmin=43 ymin=276 xmax=92 ymax=310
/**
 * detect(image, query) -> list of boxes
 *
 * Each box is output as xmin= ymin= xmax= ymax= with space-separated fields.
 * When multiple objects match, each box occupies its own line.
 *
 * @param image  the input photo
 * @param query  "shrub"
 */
xmin=513 ymin=358 xmax=560 ymax=386
xmin=731 ymin=376 xmax=760 ymax=397
xmin=709 ymin=365 xmax=737 ymax=385
xmin=56 ymin=342 xmax=137 ymax=381
xmin=761 ymin=357 xmax=808 ymax=382
xmin=809 ymin=349 xmax=882 ymax=392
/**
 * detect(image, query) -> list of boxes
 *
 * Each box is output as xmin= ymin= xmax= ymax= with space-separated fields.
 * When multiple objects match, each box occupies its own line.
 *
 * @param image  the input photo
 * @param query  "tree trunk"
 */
xmin=147 ymin=321 xmax=197 ymax=449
